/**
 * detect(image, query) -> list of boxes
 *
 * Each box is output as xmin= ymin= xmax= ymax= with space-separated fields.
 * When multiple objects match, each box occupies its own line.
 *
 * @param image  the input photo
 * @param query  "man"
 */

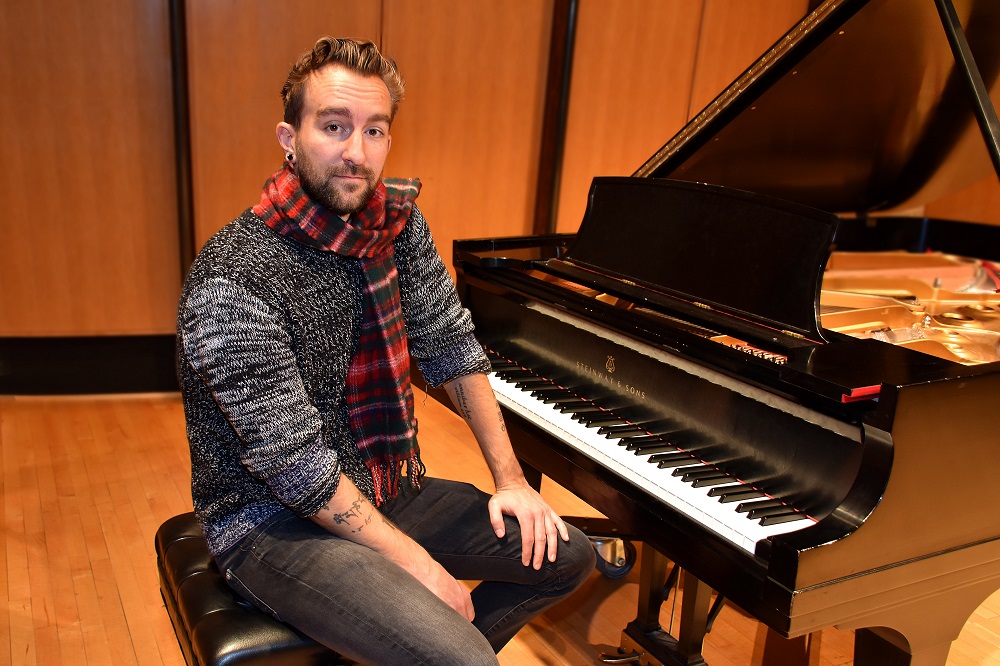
xmin=176 ymin=37 xmax=595 ymax=665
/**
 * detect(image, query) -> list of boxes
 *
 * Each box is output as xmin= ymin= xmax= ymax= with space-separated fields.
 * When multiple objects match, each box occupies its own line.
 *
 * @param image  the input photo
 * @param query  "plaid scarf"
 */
xmin=253 ymin=162 xmax=424 ymax=505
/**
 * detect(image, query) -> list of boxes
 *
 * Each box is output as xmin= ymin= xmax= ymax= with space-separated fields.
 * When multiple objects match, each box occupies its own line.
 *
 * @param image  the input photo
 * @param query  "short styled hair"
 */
xmin=280 ymin=37 xmax=405 ymax=127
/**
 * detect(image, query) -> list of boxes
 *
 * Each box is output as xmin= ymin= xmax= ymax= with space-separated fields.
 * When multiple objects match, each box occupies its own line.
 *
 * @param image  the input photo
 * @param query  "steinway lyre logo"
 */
xmin=605 ymin=355 xmax=615 ymax=373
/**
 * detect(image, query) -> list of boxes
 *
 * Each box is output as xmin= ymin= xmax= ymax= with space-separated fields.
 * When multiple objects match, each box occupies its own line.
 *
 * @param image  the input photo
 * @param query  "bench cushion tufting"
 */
xmin=155 ymin=512 xmax=344 ymax=665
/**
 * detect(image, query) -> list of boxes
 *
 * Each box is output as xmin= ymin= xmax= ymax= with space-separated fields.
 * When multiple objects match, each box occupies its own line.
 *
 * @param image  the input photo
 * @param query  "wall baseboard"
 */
xmin=0 ymin=335 xmax=178 ymax=395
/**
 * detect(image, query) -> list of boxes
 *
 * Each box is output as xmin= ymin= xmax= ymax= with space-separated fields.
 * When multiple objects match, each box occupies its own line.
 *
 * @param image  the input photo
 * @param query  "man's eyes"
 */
xmin=323 ymin=124 xmax=385 ymax=138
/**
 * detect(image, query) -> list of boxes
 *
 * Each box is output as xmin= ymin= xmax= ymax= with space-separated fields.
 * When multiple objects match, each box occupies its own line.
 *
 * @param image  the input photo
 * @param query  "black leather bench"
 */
xmin=155 ymin=512 xmax=345 ymax=665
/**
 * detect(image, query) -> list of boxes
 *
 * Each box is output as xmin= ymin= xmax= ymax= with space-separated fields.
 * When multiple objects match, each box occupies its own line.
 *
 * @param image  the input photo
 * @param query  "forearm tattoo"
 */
xmin=380 ymin=514 xmax=397 ymax=532
xmin=327 ymin=492 xmax=366 ymax=530
xmin=323 ymin=491 xmax=396 ymax=535
xmin=454 ymin=381 xmax=474 ymax=420
xmin=454 ymin=379 xmax=506 ymax=432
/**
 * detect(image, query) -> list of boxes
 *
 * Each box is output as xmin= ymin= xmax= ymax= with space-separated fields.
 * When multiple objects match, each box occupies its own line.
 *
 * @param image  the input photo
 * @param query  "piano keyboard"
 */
xmin=487 ymin=354 xmax=816 ymax=556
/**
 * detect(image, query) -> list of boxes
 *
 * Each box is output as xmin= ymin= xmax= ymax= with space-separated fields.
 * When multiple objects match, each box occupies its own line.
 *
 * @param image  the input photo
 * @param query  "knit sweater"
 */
xmin=177 ymin=205 xmax=490 ymax=556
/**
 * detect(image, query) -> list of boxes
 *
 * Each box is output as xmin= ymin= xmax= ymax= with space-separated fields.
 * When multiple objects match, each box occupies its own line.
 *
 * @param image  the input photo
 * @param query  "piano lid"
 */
xmin=635 ymin=0 xmax=1000 ymax=215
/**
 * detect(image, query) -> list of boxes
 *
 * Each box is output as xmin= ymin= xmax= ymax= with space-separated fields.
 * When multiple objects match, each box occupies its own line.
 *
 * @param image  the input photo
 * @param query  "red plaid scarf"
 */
xmin=253 ymin=162 xmax=424 ymax=505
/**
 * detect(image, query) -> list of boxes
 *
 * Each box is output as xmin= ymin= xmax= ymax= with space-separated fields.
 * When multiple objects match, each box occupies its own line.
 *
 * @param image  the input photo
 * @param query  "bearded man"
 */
xmin=176 ymin=37 xmax=594 ymax=665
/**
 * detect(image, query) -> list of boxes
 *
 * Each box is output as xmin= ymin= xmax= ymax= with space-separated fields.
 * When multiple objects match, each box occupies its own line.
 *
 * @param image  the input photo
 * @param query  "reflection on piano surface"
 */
xmin=452 ymin=0 xmax=1000 ymax=664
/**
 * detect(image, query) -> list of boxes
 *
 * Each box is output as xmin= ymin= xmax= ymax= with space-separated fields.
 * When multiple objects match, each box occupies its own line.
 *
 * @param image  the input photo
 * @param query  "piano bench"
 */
xmin=155 ymin=512 xmax=344 ymax=665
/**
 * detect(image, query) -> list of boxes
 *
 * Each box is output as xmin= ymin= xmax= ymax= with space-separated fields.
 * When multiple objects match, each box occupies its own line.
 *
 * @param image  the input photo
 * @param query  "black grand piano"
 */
xmin=450 ymin=0 xmax=1000 ymax=664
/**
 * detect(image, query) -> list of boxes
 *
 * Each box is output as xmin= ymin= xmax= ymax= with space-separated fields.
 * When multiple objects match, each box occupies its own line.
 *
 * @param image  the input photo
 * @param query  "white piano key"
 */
xmin=489 ymin=373 xmax=813 ymax=556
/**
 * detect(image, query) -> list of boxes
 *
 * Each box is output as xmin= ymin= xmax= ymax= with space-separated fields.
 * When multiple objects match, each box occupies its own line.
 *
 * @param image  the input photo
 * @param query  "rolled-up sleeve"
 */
xmin=395 ymin=206 xmax=491 ymax=387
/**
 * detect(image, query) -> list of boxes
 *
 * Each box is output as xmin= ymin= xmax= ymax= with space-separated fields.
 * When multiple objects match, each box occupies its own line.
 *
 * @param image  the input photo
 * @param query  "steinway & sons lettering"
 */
xmin=575 ymin=359 xmax=647 ymax=400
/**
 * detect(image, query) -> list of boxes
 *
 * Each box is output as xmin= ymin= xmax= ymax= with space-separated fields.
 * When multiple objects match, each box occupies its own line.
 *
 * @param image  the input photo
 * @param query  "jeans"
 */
xmin=216 ymin=478 xmax=596 ymax=665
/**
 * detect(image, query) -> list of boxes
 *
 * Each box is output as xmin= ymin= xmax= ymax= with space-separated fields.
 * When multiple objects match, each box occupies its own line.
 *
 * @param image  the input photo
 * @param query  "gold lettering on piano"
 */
xmin=711 ymin=336 xmax=789 ymax=365
xmin=575 ymin=360 xmax=647 ymax=400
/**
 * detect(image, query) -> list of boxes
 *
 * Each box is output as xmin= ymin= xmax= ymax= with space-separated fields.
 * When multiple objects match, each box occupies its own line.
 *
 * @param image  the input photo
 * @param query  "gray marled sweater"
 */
xmin=177 ymin=205 xmax=489 ymax=556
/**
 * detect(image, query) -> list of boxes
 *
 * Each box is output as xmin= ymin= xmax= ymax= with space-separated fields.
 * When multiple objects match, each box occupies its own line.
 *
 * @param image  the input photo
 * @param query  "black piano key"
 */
xmin=542 ymin=393 xmax=579 ymax=404
xmin=691 ymin=476 xmax=737 ymax=488
xmin=573 ymin=402 xmax=611 ymax=416
xmin=657 ymin=457 xmax=701 ymax=469
xmin=680 ymin=469 xmax=729 ymax=482
xmin=621 ymin=435 xmax=666 ymax=450
xmin=486 ymin=355 xmax=518 ymax=368
xmin=581 ymin=414 xmax=626 ymax=427
xmin=707 ymin=483 xmax=748 ymax=496
xmin=711 ymin=487 xmax=767 ymax=503
xmin=561 ymin=404 xmax=602 ymax=415
xmin=497 ymin=369 xmax=534 ymax=381
xmin=515 ymin=378 xmax=553 ymax=389
xmin=521 ymin=383 xmax=558 ymax=392
xmin=671 ymin=464 xmax=716 ymax=477
xmin=736 ymin=498 xmax=784 ymax=513
xmin=626 ymin=439 xmax=671 ymax=452
xmin=650 ymin=428 xmax=700 ymax=447
xmin=597 ymin=424 xmax=648 ymax=437
xmin=760 ymin=512 xmax=809 ymax=526
xmin=647 ymin=451 xmax=687 ymax=464
xmin=542 ymin=395 xmax=588 ymax=409
xmin=748 ymin=505 xmax=798 ymax=520
xmin=634 ymin=443 xmax=685 ymax=455
xmin=532 ymin=390 xmax=573 ymax=400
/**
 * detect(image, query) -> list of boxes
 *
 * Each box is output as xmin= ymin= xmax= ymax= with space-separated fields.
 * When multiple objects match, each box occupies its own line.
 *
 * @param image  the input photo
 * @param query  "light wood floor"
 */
xmin=3 ymin=389 xmax=1000 ymax=665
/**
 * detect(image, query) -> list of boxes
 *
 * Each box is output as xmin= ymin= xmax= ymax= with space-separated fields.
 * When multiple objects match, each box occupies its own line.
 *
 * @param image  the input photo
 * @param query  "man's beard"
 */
xmin=295 ymin=150 xmax=379 ymax=216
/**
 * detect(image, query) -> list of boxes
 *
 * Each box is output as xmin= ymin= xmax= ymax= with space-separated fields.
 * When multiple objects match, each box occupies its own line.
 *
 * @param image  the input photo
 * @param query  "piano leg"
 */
xmin=519 ymin=458 xmax=544 ymax=491
xmin=676 ymin=569 xmax=712 ymax=661
xmin=854 ymin=628 xmax=917 ymax=666
xmin=612 ymin=546 xmax=711 ymax=666
xmin=753 ymin=625 xmax=819 ymax=666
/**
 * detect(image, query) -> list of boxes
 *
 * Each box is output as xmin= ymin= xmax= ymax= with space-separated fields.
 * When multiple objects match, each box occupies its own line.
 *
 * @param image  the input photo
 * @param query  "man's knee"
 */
xmin=556 ymin=523 xmax=597 ymax=593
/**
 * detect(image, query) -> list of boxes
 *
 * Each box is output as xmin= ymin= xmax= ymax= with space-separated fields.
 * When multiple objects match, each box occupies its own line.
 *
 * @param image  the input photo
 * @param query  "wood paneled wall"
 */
xmin=0 ymin=0 xmax=180 ymax=336
xmin=186 ymin=0 xmax=554 ymax=277
xmin=553 ymin=0 xmax=810 ymax=232
xmin=4 ymin=0 xmax=996 ymax=342
xmin=382 ymin=0 xmax=554 ymax=255
xmin=185 ymin=1 xmax=384 ymax=249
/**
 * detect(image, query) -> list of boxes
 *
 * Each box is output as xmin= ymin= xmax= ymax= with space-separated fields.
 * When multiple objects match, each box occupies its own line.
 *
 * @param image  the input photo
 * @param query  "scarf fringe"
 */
xmin=370 ymin=452 xmax=426 ymax=506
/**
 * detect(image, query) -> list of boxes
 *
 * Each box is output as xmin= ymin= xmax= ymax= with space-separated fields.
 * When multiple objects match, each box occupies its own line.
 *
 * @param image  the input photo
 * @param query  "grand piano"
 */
xmin=450 ymin=0 xmax=1000 ymax=664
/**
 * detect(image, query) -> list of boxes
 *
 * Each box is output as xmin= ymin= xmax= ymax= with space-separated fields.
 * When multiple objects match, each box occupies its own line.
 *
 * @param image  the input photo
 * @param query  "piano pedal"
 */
xmin=597 ymin=645 xmax=644 ymax=664
xmin=589 ymin=536 xmax=638 ymax=579
xmin=598 ymin=630 xmax=703 ymax=666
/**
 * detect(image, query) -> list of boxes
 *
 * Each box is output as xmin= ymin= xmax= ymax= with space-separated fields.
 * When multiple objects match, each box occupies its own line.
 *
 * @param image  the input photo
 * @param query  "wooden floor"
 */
xmin=3 ymin=389 xmax=1000 ymax=665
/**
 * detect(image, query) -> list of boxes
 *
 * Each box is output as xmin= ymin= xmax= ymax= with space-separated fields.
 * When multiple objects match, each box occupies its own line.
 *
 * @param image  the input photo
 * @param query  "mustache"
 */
xmin=329 ymin=164 xmax=376 ymax=179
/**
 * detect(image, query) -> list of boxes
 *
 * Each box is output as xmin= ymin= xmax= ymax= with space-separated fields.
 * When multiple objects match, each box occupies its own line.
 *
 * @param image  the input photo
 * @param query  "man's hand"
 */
xmin=444 ymin=372 xmax=573 ymax=569
xmin=394 ymin=545 xmax=476 ymax=621
xmin=488 ymin=483 xmax=570 ymax=570
xmin=311 ymin=474 xmax=474 ymax=620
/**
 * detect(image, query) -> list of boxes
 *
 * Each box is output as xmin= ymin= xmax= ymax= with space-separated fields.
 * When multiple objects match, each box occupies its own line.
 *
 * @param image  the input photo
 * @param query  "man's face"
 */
xmin=280 ymin=65 xmax=393 ymax=216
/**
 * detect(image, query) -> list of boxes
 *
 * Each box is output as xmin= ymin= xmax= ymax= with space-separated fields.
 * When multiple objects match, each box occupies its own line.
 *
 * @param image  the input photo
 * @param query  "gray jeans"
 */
xmin=216 ymin=478 xmax=596 ymax=665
